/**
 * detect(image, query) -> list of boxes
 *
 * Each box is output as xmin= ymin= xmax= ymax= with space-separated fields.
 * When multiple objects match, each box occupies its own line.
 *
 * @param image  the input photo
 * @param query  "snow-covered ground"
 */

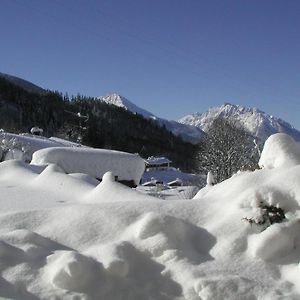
xmin=141 ymin=167 xmax=204 ymax=186
xmin=0 ymin=132 xmax=83 ymax=162
xmin=0 ymin=133 xmax=300 ymax=299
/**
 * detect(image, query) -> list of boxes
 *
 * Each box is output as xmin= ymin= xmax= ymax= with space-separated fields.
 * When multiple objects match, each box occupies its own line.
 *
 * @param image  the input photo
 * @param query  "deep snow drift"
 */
xmin=0 ymin=133 xmax=300 ymax=299
xmin=31 ymin=147 xmax=145 ymax=185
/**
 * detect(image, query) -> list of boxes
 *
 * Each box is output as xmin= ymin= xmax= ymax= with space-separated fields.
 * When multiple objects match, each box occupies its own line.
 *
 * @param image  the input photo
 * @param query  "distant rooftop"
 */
xmin=144 ymin=156 xmax=172 ymax=166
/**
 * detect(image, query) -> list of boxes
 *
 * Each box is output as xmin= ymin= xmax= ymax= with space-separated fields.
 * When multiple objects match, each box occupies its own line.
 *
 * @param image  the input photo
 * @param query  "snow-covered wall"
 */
xmin=31 ymin=147 xmax=145 ymax=184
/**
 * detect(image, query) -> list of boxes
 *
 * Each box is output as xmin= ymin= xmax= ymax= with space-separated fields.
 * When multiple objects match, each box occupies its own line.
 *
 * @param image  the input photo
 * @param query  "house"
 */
xmin=144 ymin=156 xmax=172 ymax=171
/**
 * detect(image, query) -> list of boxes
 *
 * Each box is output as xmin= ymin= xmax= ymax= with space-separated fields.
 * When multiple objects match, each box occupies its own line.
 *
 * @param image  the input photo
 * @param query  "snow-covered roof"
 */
xmin=31 ymin=147 xmax=145 ymax=184
xmin=142 ymin=180 xmax=158 ymax=187
xmin=144 ymin=156 xmax=172 ymax=166
xmin=167 ymin=178 xmax=183 ymax=186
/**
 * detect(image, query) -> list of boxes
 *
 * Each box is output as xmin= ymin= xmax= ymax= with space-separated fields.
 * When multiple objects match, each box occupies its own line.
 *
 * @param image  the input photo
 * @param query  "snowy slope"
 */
xmin=0 ymin=132 xmax=84 ymax=162
xmin=99 ymin=93 xmax=156 ymax=119
xmin=179 ymin=103 xmax=300 ymax=141
xmin=0 ymin=72 xmax=44 ymax=94
xmin=98 ymin=93 xmax=204 ymax=143
xmin=0 ymin=134 xmax=300 ymax=299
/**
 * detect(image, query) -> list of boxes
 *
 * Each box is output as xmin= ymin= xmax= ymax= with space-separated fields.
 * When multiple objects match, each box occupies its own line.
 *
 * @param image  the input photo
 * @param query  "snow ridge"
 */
xmin=98 ymin=93 xmax=156 ymax=120
xmin=179 ymin=103 xmax=300 ymax=141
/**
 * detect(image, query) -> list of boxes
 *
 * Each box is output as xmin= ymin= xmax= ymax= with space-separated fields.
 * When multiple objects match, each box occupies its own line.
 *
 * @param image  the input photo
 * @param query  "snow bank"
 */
xmin=0 ymin=132 xmax=65 ymax=161
xmin=31 ymin=147 xmax=145 ymax=184
xmin=47 ymin=250 xmax=105 ymax=292
xmin=1 ymin=133 xmax=300 ymax=299
xmin=259 ymin=133 xmax=300 ymax=169
xmin=248 ymin=222 xmax=296 ymax=260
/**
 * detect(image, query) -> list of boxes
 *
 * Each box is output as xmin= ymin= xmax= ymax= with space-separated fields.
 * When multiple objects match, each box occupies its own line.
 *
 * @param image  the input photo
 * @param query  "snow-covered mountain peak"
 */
xmin=179 ymin=103 xmax=300 ymax=141
xmin=97 ymin=93 xmax=205 ymax=143
xmin=98 ymin=93 xmax=156 ymax=119
xmin=100 ymin=93 xmax=126 ymax=107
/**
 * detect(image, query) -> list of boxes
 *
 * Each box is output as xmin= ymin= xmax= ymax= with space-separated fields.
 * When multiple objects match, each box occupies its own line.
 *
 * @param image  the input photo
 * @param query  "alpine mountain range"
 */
xmin=99 ymin=93 xmax=300 ymax=142
xmin=1 ymin=72 xmax=300 ymax=143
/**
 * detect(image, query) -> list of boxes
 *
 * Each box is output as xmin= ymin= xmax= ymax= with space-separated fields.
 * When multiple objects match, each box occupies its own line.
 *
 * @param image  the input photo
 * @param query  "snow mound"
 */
xmin=0 ymin=132 xmax=66 ymax=162
xmin=248 ymin=222 xmax=298 ymax=260
xmin=47 ymin=250 xmax=105 ymax=292
xmin=31 ymin=147 xmax=145 ymax=184
xmin=128 ymin=212 xmax=215 ymax=261
xmin=194 ymin=276 xmax=259 ymax=300
xmin=85 ymin=171 xmax=155 ymax=202
xmin=86 ymin=241 xmax=130 ymax=277
xmin=259 ymin=133 xmax=300 ymax=168
xmin=2 ymin=132 xmax=300 ymax=298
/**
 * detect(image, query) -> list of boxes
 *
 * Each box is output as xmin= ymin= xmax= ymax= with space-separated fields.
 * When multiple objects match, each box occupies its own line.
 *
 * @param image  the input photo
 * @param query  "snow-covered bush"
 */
xmin=243 ymin=202 xmax=286 ymax=230
xmin=0 ymin=131 xmax=30 ymax=162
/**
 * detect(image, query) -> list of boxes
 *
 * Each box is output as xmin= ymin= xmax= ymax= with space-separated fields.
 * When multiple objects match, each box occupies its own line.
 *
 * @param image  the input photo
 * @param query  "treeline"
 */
xmin=0 ymin=77 xmax=197 ymax=171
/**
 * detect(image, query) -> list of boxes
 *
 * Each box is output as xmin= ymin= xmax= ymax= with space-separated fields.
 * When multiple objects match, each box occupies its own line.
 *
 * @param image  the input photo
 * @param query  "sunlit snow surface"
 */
xmin=0 ymin=133 xmax=300 ymax=299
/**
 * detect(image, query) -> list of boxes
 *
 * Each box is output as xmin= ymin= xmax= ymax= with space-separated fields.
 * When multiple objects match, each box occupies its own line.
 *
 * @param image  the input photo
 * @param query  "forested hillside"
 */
xmin=0 ymin=76 xmax=196 ymax=171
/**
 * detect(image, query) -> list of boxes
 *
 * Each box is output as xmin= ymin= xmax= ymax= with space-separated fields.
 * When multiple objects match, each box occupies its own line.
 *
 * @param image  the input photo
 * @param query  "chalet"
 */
xmin=144 ymin=156 xmax=172 ymax=171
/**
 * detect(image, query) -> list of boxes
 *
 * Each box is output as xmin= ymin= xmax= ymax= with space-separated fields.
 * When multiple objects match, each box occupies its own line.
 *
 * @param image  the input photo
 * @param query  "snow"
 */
xmin=31 ymin=146 xmax=145 ymax=184
xmin=0 ymin=132 xmax=64 ymax=161
xmin=99 ymin=93 xmax=157 ymax=119
xmin=0 ymin=131 xmax=83 ymax=162
xmin=1 ymin=133 xmax=300 ymax=298
xmin=206 ymin=171 xmax=215 ymax=186
xmin=144 ymin=156 xmax=171 ymax=166
xmin=142 ymin=167 xmax=203 ymax=186
xmin=179 ymin=103 xmax=300 ymax=141
xmin=259 ymin=133 xmax=300 ymax=169
xmin=248 ymin=222 xmax=296 ymax=260
xmin=98 ymin=93 xmax=205 ymax=143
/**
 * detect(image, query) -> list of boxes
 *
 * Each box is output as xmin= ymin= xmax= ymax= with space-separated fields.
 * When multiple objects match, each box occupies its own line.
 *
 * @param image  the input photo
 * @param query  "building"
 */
xmin=144 ymin=156 xmax=172 ymax=171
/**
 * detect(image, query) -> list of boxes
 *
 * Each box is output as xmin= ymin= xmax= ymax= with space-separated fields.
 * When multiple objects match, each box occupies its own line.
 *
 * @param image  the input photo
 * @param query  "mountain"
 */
xmin=0 ymin=72 xmax=44 ymax=94
xmin=178 ymin=103 xmax=300 ymax=142
xmin=98 ymin=93 xmax=204 ymax=143
xmin=99 ymin=93 xmax=156 ymax=119
xmin=0 ymin=77 xmax=198 ymax=171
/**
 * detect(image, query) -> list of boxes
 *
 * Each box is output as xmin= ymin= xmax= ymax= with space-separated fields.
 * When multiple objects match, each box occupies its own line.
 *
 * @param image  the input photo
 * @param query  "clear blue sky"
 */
xmin=1 ymin=0 xmax=300 ymax=128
